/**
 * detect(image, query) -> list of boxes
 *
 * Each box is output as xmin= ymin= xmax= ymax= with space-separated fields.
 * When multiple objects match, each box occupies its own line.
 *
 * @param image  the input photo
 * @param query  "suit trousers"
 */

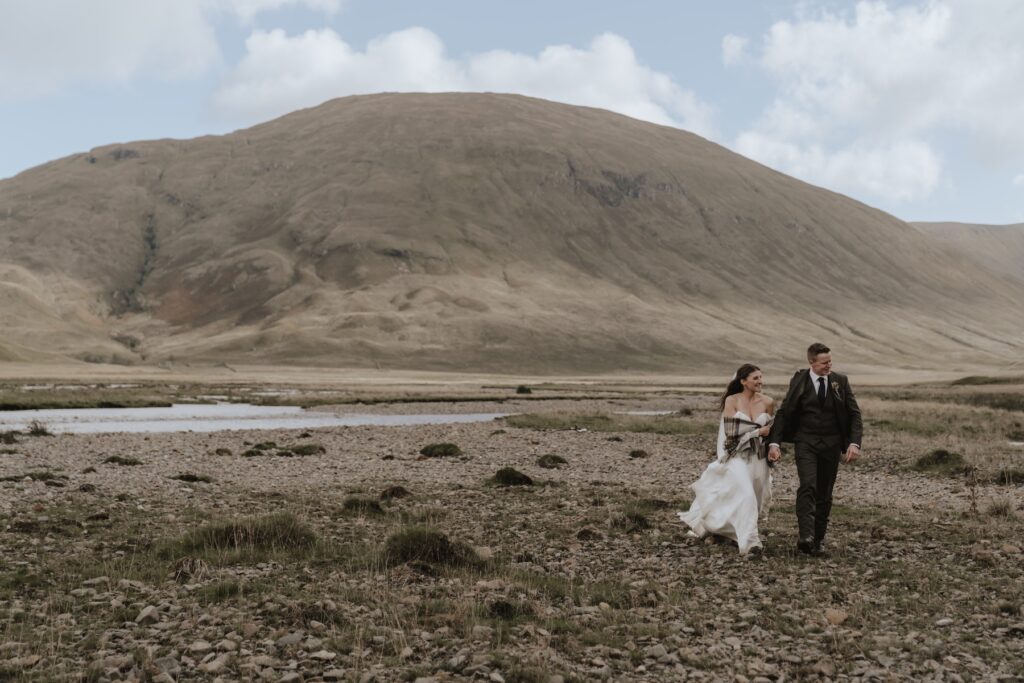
xmin=794 ymin=437 xmax=842 ymax=542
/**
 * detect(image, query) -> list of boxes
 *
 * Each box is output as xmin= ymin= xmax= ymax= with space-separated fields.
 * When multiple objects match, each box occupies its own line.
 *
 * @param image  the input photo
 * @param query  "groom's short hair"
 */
xmin=807 ymin=342 xmax=830 ymax=361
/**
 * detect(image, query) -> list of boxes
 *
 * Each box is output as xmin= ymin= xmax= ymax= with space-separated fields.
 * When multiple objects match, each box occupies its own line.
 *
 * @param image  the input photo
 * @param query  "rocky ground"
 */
xmin=1 ymin=389 xmax=1022 ymax=682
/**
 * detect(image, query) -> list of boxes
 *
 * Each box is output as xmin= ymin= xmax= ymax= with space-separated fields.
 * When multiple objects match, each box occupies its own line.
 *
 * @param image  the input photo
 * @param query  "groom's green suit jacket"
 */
xmin=769 ymin=369 xmax=863 ymax=452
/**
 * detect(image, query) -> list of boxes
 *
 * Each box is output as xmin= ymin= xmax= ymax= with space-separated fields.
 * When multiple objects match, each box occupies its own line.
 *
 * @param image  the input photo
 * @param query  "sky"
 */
xmin=2 ymin=0 xmax=1023 ymax=224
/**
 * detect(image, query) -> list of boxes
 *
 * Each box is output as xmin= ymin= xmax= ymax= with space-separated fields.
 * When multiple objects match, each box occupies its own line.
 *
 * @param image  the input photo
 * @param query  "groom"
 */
xmin=767 ymin=343 xmax=863 ymax=556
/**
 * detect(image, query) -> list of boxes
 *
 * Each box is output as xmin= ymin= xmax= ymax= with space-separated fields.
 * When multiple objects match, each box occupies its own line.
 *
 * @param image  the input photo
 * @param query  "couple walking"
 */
xmin=678 ymin=342 xmax=863 ymax=557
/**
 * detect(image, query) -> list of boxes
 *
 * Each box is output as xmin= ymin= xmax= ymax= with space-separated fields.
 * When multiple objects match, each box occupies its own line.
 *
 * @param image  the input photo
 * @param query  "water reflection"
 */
xmin=0 ymin=404 xmax=508 ymax=434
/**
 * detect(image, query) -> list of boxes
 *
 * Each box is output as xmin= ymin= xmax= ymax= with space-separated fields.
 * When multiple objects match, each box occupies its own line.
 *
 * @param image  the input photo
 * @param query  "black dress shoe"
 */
xmin=796 ymin=537 xmax=815 ymax=555
xmin=811 ymin=540 xmax=828 ymax=557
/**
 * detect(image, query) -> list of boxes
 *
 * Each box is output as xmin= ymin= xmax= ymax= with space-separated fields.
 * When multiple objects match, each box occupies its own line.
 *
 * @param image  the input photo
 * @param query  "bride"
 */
xmin=678 ymin=364 xmax=775 ymax=556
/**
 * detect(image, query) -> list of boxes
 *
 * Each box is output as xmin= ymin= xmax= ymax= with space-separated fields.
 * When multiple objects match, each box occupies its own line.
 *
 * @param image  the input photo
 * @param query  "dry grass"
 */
xmin=503 ymin=412 xmax=711 ymax=435
xmin=0 ymin=379 xmax=1021 ymax=680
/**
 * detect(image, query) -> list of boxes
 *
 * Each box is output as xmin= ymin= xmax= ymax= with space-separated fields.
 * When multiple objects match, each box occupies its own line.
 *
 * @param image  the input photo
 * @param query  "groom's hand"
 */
xmin=842 ymin=444 xmax=860 ymax=463
xmin=768 ymin=445 xmax=781 ymax=463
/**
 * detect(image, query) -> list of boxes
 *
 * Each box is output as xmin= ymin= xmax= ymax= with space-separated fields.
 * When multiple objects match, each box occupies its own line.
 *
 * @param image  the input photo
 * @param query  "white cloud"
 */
xmin=736 ymin=132 xmax=942 ymax=201
xmin=211 ymin=28 xmax=716 ymax=137
xmin=218 ymin=0 xmax=342 ymax=22
xmin=733 ymin=0 xmax=1024 ymax=205
xmin=1014 ymin=174 xmax=1024 ymax=189
xmin=721 ymin=34 xmax=748 ymax=66
xmin=0 ymin=0 xmax=340 ymax=100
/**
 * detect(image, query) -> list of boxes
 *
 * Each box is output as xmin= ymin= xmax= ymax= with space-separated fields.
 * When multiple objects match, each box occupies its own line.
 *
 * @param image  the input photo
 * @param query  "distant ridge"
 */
xmin=1 ymin=93 xmax=1022 ymax=372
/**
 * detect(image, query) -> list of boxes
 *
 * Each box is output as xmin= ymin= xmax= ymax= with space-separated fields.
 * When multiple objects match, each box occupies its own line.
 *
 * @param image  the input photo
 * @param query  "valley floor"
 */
xmin=1 ymin=385 xmax=1022 ymax=682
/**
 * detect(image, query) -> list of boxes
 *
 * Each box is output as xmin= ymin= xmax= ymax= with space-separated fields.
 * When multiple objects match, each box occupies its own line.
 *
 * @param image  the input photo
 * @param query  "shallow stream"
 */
xmin=0 ymin=403 xmax=509 ymax=434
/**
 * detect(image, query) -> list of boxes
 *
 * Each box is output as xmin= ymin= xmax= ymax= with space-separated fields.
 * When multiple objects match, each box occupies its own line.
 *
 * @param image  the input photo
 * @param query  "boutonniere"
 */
xmin=831 ymin=380 xmax=842 ymax=398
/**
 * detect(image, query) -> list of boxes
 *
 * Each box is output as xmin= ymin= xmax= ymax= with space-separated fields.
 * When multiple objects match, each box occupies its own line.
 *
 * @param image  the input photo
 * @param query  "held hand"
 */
xmin=842 ymin=444 xmax=860 ymax=464
xmin=767 ymin=445 xmax=781 ymax=463
xmin=758 ymin=425 xmax=771 ymax=437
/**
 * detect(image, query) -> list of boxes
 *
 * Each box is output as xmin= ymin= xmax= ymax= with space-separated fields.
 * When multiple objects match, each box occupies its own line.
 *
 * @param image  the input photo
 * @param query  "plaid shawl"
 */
xmin=722 ymin=415 xmax=774 ymax=465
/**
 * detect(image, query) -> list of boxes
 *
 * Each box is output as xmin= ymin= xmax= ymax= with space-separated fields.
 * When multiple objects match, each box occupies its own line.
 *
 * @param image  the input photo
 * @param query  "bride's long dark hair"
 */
xmin=719 ymin=363 xmax=761 ymax=410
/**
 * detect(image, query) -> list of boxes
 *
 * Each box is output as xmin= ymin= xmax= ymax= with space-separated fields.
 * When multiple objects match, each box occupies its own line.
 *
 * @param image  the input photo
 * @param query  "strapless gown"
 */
xmin=677 ymin=411 xmax=772 ymax=554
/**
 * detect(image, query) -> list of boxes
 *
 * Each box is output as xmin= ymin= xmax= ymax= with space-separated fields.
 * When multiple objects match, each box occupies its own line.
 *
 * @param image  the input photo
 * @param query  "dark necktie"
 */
xmin=817 ymin=376 xmax=826 ymax=403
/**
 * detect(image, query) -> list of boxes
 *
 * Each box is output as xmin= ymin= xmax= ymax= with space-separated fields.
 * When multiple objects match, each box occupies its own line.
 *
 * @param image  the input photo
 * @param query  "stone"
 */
xmin=400 ymin=646 xmax=414 ymax=658
xmin=812 ymin=658 xmax=836 ymax=676
xmin=242 ymin=622 xmax=260 ymax=638
xmin=154 ymin=656 xmax=181 ymax=675
xmin=324 ymin=671 xmax=346 ymax=681
xmin=189 ymin=640 xmax=213 ymax=654
xmin=825 ymin=608 xmax=849 ymax=625
xmin=936 ymin=618 xmax=954 ymax=627
xmin=280 ymin=674 xmax=302 ymax=683
xmin=199 ymin=654 xmax=232 ymax=674
xmin=6 ymin=655 xmax=41 ymax=668
xmin=645 ymin=644 xmax=668 ymax=659
xmin=276 ymin=632 xmax=303 ymax=647
xmin=310 ymin=650 xmax=337 ymax=661
xmin=471 ymin=625 xmax=494 ymax=639
xmin=135 ymin=605 xmax=160 ymax=624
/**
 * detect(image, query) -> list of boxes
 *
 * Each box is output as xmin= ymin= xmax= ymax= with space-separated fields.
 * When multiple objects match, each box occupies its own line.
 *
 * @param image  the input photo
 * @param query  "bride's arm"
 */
xmin=722 ymin=394 xmax=738 ymax=419
xmin=758 ymin=396 xmax=775 ymax=435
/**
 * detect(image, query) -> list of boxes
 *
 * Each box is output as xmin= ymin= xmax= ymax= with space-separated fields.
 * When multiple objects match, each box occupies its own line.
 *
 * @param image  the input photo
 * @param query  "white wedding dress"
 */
xmin=677 ymin=412 xmax=772 ymax=554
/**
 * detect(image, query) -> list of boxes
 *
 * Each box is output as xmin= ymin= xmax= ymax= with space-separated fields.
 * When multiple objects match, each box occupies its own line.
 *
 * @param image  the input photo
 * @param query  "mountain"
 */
xmin=1 ymin=93 xmax=1022 ymax=372
xmin=912 ymin=221 xmax=1024 ymax=282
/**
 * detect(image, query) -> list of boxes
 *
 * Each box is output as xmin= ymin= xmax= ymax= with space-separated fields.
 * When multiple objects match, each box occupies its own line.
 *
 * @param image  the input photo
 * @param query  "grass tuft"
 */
xmin=419 ymin=442 xmax=462 ymax=458
xmin=26 ymin=420 xmax=53 ymax=437
xmin=913 ymin=449 xmax=968 ymax=476
xmin=536 ymin=454 xmax=568 ymax=469
xmin=0 ymin=470 xmax=68 ymax=483
xmin=380 ymin=485 xmax=412 ymax=500
xmin=628 ymin=449 xmax=650 ymax=459
xmin=515 ymin=385 xmax=533 ymax=394
xmin=488 ymin=599 xmax=534 ymax=620
xmin=165 ymin=513 xmax=316 ymax=558
xmin=104 ymin=455 xmax=142 ymax=466
xmin=985 ymin=499 xmax=1016 ymax=518
xmin=341 ymin=496 xmax=385 ymax=516
xmin=382 ymin=527 xmax=480 ymax=567
xmin=992 ymin=468 xmax=1024 ymax=485
xmin=489 ymin=467 xmax=534 ymax=487
xmin=289 ymin=443 xmax=325 ymax=456
xmin=171 ymin=473 xmax=213 ymax=483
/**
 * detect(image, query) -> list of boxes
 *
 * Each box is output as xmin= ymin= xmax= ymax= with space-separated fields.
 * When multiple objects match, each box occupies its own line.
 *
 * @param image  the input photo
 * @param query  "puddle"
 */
xmin=0 ymin=404 xmax=509 ymax=434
